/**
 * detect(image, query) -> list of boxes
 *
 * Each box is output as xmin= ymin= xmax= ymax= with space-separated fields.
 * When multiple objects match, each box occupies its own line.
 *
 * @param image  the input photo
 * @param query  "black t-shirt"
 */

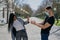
xmin=41 ymin=16 xmax=55 ymax=34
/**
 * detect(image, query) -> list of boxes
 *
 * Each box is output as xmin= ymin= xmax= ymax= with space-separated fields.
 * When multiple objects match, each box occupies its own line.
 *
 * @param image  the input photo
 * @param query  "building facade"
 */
xmin=0 ymin=0 xmax=15 ymax=23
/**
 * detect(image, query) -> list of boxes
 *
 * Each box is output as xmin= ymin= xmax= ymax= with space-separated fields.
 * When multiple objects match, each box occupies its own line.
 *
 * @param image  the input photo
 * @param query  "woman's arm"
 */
xmin=24 ymin=16 xmax=29 ymax=25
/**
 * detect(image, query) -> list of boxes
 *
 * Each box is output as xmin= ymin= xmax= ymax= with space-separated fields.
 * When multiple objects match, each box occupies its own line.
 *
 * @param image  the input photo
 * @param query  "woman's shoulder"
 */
xmin=17 ymin=18 xmax=24 ymax=22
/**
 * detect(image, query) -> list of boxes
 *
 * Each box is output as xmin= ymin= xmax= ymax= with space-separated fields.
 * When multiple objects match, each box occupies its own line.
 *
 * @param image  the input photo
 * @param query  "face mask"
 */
xmin=45 ymin=12 xmax=49 ymax=16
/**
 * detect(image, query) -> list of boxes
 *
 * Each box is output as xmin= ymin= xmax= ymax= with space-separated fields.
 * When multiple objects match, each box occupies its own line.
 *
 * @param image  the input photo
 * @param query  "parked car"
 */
xmin=0 ymin=18 xmax=6 ymax=26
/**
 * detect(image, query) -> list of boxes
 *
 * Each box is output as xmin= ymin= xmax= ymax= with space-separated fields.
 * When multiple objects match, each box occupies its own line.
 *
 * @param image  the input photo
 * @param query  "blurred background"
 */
xmin=0 ymin=0 xmax=60 ymax=26
xmin=0 ymin=0 xmax=60 ymax=40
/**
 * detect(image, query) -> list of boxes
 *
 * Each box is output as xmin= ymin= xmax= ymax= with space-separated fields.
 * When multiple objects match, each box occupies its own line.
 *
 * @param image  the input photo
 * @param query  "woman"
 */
xmin=8 ymin=13 xmax=29 ymax=40
xmin=8 ymin=13 xmax=16 ymax=40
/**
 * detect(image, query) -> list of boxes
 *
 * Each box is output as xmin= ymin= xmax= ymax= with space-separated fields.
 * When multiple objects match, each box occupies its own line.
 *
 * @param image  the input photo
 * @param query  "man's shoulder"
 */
xmin=49 ymin=16 xmax=55 ymax=20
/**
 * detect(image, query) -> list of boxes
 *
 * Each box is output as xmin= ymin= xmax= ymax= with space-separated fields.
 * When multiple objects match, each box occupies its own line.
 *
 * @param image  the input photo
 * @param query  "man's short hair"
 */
xmin=46 ymin=6 xmax=52 ymax=10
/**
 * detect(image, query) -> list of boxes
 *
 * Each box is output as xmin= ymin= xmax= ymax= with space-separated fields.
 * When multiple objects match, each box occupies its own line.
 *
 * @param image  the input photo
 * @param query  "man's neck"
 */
xmin=49 ymin=14 xmax=54 ymax=17
xmin=49 ymin=11 xmax=54 ymax=17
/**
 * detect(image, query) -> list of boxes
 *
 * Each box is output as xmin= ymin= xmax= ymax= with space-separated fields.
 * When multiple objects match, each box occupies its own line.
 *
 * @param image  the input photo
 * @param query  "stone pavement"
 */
xmin=0 ymin=24 xmax=11 ymax=40
xmin=0 ymin=17 xmax=60 ymax=40
xmin=0 ymin=24 xmax=60 ymax=40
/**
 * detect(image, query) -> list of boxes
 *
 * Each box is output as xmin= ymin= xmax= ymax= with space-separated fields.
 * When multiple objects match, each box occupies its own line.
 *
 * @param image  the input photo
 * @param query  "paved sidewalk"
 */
xmin=0 ymin=17 xmax=60 ymax=40
xmin=0 ymin=24 xmax=11 ymax=40
xmin=0 ymin=24 xmax=60 ymax=40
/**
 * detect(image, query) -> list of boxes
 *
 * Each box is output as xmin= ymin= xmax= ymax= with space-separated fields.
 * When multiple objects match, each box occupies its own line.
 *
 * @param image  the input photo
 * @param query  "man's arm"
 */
xmin=31 ymin=21 xmax=51 ymax=29
xmin=39 ymin=21 xmax=44 ymax=25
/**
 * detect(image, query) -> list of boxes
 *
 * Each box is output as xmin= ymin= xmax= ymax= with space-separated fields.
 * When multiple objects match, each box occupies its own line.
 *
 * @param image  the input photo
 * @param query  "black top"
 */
xmin=41 ymin=16 xmax=55 ymax=34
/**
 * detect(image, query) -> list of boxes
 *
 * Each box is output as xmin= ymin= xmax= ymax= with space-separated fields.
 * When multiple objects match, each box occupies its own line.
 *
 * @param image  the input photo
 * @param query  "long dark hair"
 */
xmin=46 ymin=6 xmax=52 ymax=10
xmin=8 ymin=13 xmax=15 ymax=32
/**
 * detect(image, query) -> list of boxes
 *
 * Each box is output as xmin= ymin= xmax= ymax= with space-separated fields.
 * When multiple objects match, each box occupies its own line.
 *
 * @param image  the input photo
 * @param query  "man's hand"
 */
xmin=31 ymin=20 xmax=36 ymax=25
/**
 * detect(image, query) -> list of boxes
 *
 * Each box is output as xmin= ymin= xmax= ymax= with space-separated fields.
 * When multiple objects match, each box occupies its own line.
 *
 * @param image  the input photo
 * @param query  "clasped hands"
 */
xmin=26 ymin=16 xmax=38 ymax=25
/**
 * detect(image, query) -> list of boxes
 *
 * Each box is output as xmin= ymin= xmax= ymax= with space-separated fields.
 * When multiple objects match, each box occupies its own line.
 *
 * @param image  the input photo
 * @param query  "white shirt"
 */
xmin=13 ymin=20 xmax=24 ymax=31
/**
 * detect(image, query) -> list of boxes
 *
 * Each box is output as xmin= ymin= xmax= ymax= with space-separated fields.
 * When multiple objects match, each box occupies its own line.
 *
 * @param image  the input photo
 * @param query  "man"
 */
xmin=31 ymin=6 xmax=55 ymax=40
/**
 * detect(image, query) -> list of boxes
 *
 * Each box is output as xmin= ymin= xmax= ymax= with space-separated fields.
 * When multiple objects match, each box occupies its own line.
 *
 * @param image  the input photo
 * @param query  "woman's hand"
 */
xmin=27 ymin=16 xmax=30 ymax=23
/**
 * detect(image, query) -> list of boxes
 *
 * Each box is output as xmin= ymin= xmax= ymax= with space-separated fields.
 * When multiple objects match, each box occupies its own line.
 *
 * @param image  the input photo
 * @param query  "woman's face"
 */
xmin=13 ymin=16 xmax=17 ymax=20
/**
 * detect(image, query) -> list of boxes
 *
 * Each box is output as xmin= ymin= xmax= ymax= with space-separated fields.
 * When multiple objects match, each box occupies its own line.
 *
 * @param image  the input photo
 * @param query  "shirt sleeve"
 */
xmin=47 ymin=17 xmax=55 ymax=25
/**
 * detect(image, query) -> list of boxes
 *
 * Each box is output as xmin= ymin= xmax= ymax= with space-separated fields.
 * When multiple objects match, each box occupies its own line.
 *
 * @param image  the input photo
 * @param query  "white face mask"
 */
xmin=45 ymin=12 xmax=49 ymax=16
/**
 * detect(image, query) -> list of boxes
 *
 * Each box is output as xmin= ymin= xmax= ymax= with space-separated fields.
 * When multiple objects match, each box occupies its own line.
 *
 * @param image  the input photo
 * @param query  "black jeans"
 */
xmin=16 ymin=29 xmax=28 ymax=40
xmin=41 ymin=33 xmax=49 ymax=40
xmin=11 ymin=27 xmax=16 ymax=40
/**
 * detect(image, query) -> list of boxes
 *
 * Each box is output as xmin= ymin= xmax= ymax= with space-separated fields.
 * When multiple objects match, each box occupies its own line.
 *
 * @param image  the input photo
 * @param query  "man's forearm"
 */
xmin=34 ymin=22 xmax=44 ymax=29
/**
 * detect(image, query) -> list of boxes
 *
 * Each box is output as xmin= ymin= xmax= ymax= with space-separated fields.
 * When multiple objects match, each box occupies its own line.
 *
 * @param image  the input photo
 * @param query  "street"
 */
xmin=0 ymin=0 xmax=60 ymax=40
xmin=0 ymin=23 xmax=60 ymax=40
